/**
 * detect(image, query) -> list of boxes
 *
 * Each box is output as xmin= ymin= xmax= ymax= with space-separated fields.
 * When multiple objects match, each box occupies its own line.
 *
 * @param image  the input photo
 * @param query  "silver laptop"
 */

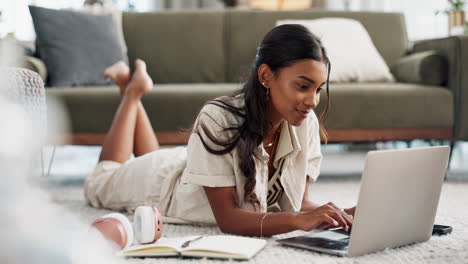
xmin=277 ymin=146 xmax=450 ymax=257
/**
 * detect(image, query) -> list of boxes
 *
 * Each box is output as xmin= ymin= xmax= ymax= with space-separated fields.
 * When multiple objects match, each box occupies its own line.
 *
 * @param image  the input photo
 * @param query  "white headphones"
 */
xmin=91 ymin=206 xmax=163 ymax=249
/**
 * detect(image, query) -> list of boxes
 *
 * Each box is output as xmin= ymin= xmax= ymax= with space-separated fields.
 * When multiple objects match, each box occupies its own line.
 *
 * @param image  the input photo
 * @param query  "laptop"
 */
xmin=276 ymin=146 xmax=450 ymax=257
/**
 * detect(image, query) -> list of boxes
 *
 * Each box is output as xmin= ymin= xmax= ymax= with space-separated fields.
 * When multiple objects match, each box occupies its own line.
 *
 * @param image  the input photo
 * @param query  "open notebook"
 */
xmin=118 ymin=235 xmax=267 ymax=260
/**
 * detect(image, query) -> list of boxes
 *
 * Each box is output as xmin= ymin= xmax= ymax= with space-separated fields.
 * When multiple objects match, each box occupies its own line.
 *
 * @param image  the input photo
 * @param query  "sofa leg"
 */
xmin=41 ymin=149 xmax=44 ymax=177
xmin=448 ymin=140 xmax=456 ymax=167
xmin=405 ymin=140 xmax=412 ymax=148
xmin=41 ymin=146 xmax=57 ymax=177
xmin=445 ymin=140 xmax=456 ymax=181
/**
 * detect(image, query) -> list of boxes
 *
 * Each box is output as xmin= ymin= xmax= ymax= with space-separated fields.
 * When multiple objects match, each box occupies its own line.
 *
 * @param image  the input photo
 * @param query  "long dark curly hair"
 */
xmin=194 ymin=24 xmax=331 ymax=210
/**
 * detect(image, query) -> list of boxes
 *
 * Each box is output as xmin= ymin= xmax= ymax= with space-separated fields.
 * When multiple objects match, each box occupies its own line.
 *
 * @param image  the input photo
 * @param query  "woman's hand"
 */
xmin=294 ymin=202 xmax=354 ymax=232
xmin=344 ymin=206 xmax=356 ymax=217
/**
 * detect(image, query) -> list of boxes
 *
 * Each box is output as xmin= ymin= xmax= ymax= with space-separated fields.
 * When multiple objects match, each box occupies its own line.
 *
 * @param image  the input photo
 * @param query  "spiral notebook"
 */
xmin=118 ymin=235 xmax=267 ymax=260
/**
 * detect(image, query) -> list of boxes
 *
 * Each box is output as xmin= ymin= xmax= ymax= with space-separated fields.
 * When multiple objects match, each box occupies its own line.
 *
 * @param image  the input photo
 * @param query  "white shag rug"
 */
xmin=36 ymin=178 xmax=468 ymax=264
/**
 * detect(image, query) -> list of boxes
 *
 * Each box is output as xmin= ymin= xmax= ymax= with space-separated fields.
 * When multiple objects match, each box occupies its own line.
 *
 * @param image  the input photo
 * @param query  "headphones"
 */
xmin=91 ymin=206 xmax=163 ymax=249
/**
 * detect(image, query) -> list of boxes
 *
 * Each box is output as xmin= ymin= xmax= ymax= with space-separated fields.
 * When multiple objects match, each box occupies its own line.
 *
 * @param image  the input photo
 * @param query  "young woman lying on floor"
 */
xmin=84 ymin=24 xmax=355 ymax=237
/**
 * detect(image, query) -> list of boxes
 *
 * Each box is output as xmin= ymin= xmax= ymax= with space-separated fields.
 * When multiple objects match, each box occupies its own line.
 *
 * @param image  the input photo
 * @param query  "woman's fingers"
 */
xmin=344 ymin=207 xmax=356 ymax=217
xmin=329 ymin=210 xmax=349 ymax=231
xmin=309 ymin=210 xmax=348 ymax=231
xmin=299 ymin=203 xmax=355 ymax=232
xmin=299 ymin=211 xmax=338 ymax=231
xmin=339 ymin=209 xmax=353 ymax=228
xmin=315 ymin=222 xmax=332 ymax=230
xmin=325 ymin=202 xmax=353 ymax=229
xmin=317 ymin=214 xmax=339 ymax=229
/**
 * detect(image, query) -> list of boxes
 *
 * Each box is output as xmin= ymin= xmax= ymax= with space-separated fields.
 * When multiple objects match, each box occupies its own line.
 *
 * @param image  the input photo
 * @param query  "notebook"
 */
xmin=118 ymin=235 xmax=267 ymax=260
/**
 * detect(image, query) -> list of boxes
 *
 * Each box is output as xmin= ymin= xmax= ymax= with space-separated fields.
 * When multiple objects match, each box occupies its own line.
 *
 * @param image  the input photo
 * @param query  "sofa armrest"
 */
xmin=391 ymin=50 xmax=448 ymax=86
xmin=412 ymin=35 xmax=468 ymax=140
xmin=22 ymin=56 xmax=47 ymax=82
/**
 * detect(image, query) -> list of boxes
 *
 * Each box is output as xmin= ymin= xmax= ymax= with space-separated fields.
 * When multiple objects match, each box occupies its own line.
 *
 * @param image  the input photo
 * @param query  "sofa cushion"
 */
xmin=277 ymin=18 xmax=394 ymax=83
xmin=315 ymin=83 xmax=453 ymax=129
xmin=46 ymin=82 xmax=452 ymax=135
xmin=225 ymin=10 xmax=408 ymax=82
xmin=122 ymin=11 xmax=225 ymax=84
xmin=391 ymin=51 xmax=448 ymax=86
xmin=45 ymin=84 xmax=240 ymax=133
xmin=29 ymin=5 xmax=127 ymax=87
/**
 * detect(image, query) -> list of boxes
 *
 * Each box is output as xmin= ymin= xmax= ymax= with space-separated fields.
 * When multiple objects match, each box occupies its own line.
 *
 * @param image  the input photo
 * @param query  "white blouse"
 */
xmin=161 ymin=95 xmax=323 ymax=224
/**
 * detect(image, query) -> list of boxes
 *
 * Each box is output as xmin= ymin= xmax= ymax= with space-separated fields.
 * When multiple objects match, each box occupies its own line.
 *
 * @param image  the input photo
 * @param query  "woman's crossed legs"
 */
xmin=99 ymin=59 xmax=160 ymax=163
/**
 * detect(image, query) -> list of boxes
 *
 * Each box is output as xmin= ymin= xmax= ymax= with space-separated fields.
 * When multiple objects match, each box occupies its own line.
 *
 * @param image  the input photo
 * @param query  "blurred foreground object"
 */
xmin=0 ymin=46 xmax=123 ymax=264
xmin=0 ymin=64 xmax=71 ymax=176
xmin=0 ymin=67 xmax=50 ymax=176
xmin=1 ymin=68 xmax=47 ymax=148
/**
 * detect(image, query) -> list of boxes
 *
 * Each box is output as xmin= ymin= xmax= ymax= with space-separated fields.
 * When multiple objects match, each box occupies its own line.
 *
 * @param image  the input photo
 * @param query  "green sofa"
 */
xmin=25 ymin=10 xmax=468 ymax=145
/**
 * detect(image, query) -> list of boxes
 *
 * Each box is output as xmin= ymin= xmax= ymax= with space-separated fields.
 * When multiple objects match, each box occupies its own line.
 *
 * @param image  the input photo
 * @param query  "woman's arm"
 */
xmin=301 ymin=176 xmax=320 ymax=212
xmin=204 ymin=186 xmax=353 ymax=236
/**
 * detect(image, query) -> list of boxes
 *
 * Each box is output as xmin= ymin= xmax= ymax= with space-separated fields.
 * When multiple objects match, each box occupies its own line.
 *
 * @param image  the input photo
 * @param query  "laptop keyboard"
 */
xmin=277 ymin=229 xmax=351 ymax=252
xmin=283 ymin=235 xmax=350 ymax=250
xmin=309 ymin=229 xmax=350 ymax=250
xmin=319 ymin=238 xmax=350 ymax=250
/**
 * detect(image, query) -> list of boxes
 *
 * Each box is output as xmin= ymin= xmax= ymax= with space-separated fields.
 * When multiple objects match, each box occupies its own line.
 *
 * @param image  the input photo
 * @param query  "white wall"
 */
xmin=0 ymin=0 xmax=86 ymax=40
xmin=1 ymin=0 xmax=224 ymax=41
xmin=1 ymin=0 xmax=453 ymax=41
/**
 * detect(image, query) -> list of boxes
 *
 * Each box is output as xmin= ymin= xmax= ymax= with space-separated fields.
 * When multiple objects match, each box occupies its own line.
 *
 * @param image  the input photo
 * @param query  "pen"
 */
xmin=181 ymin=235 xmax=206 ymax=248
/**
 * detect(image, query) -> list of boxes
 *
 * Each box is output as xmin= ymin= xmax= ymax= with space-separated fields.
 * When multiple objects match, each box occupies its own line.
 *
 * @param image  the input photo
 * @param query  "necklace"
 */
xmin=263 ymin=127 xmax=281 ymax=149
xmin=266 ymin=127 xmax=281 ymax=178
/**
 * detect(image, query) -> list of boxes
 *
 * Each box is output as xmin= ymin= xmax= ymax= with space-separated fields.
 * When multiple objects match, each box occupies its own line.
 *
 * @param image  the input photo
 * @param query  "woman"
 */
xmin=84 ymin=24 xmax=355 ymax=237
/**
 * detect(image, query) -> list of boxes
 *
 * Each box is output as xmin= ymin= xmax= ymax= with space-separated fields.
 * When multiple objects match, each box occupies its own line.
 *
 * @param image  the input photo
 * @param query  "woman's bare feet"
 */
xmin=124 ymin=59 xmax=153 ymax=99
xmin=104 ymin=61 xmax=130 ymax=95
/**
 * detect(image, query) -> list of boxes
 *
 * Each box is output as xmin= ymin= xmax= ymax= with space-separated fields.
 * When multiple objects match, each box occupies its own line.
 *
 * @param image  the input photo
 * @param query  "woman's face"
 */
xmin=262 ymin=59 xmax=328 ymax=127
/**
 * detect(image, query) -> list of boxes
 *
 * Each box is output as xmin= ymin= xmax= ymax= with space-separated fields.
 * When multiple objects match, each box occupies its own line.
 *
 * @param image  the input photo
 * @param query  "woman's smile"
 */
xmin=296 ymin=109 xmax=310 ymax=119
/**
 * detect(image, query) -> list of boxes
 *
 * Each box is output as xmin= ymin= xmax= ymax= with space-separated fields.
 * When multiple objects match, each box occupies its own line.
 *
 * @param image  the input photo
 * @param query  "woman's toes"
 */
xmin=134 ymin=59 xmax=146 ymax=71
xmin=104 ymin=61 xmax=129 ymax=80
xmin=104 ymin=61 xmax=131 ymax=95
xmin=125 ymin=59 xmax=153 ymax=97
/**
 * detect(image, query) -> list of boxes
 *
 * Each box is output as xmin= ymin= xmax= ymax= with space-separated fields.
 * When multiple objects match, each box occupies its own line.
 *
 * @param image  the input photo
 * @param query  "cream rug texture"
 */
xmin=38 ymin=179 xmax=468 ymax=264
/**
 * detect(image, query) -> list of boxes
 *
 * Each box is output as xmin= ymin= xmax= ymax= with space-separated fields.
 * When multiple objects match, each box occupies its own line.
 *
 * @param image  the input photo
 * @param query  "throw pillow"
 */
xmin=391 ymin=50 xmax=448 ymax=86
xmin=276 ymin=18 xmax=394 ymax=83
xmin=68 ymin=4 xmax=127 ymax=55
xmin=29 ymin=5 xmax=127 ymax=87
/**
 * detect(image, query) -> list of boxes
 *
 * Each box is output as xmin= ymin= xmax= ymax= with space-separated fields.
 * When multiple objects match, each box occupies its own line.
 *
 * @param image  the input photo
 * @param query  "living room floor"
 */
xmin=27 ymin=141 xmax=468 ymax=263
xmin=40 ymin=140 xmax=468 ymax=182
